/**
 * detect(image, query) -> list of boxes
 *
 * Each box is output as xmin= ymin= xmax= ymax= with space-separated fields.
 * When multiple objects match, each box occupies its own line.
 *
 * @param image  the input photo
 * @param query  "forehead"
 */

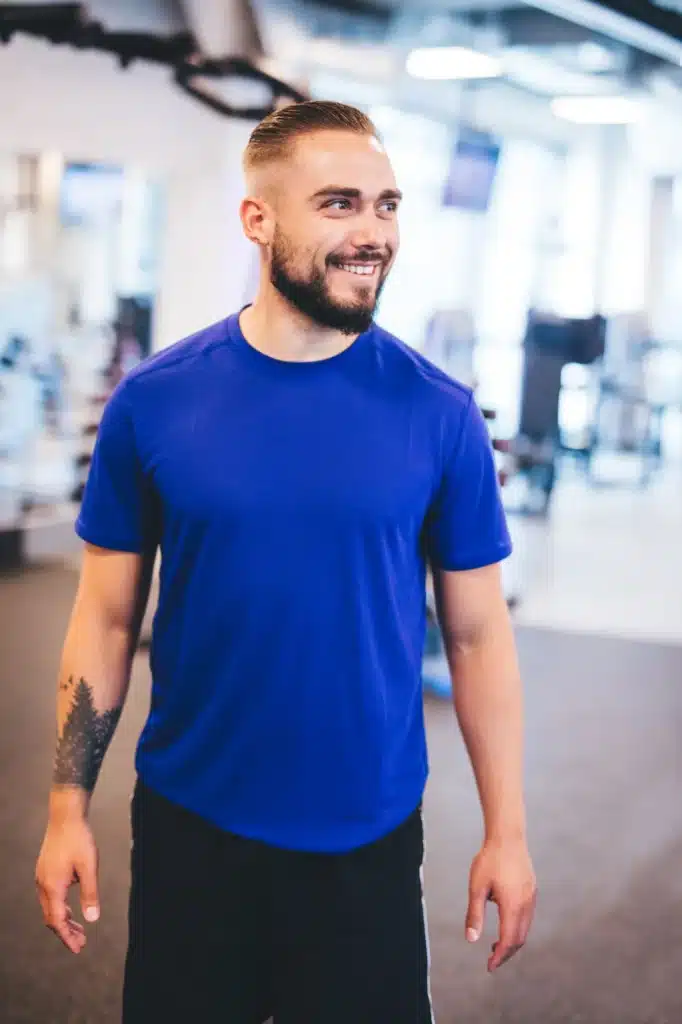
xmin=286 ymin=130 xmax=397 ymax=197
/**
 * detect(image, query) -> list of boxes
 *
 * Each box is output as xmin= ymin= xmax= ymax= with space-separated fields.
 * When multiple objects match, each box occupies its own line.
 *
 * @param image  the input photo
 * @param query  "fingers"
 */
xmin=487 ymin=890 xmax=537 ymax=972
xmin=487 ymin=909 xmax=520 ymax=972
xmin=488 ymin=938 xmax=523 ymax=973
xmin=517 ymin=889 xmax=537 ymax=947
xmin=75 ymin=851 xmax=100 ymax=923
xmin=465 ymin=887 xmax=490 ymax=944
xmin=37 ymin=879 xmax=87 ymax=955
xmin=36 ymin=846 xmax=100 ymax=955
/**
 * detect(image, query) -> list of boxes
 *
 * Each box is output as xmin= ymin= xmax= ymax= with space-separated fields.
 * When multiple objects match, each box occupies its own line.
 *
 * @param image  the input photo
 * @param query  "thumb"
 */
xmin=466 ymin=887 xmax=488 ymax=943
xmin=77 ymin=852 xmax=100 ymax=923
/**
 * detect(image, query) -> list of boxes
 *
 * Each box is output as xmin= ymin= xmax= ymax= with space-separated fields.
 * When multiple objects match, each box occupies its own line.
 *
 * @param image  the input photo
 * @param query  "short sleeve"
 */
xmin=75 ymin=381 xmax=159 ymax=554
xmin=424 ymin=393 xmax=512 ymax=571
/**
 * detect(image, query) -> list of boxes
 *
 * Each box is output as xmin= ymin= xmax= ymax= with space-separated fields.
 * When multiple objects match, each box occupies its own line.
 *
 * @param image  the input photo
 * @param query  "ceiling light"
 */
xmin=551 ymin=95 xmax=642 ymax=124
xmin=575 ymin=42 xmax=616 ymax=73
xmin=406 ymin=46 xmax=502 ymax=81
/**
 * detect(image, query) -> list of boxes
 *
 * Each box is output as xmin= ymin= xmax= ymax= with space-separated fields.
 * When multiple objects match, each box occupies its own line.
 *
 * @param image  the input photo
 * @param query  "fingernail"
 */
xmin=467 ymin=928 xmax=479 ymax=942
xmin=84 ymin=906 xmax=99 ymax=922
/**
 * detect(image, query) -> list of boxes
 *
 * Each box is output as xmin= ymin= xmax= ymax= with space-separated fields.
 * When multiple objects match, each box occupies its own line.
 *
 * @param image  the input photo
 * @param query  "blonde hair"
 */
xmin=243 ymin=100 xmax=379 ymax=172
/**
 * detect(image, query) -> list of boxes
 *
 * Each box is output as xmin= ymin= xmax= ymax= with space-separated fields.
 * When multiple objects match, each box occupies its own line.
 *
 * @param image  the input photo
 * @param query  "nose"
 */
xmin=347 ymin=210 xmax=388 ymax=253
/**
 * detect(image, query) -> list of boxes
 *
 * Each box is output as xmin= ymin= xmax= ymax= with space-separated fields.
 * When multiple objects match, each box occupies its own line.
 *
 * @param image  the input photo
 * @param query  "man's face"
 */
xmin=262 ymin=131 xmax=401 ymax=335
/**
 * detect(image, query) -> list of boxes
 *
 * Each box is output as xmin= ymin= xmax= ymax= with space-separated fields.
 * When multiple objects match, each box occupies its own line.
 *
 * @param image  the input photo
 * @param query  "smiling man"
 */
xmin=240 ymin=113 xmax=400 ymax=346
xmin=36 ymin=101 xmax=536 ymax=1023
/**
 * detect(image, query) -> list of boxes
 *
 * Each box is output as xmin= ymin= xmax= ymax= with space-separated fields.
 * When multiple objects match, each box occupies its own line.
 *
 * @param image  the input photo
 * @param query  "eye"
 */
xmin=325 ymin=199 xmax=352 ymax=211
xmin=378 ymin=201 xmax=399 ymax=215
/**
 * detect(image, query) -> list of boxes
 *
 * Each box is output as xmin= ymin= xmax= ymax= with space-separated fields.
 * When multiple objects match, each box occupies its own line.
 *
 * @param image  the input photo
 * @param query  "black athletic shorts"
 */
xmin=122 ymin=777 xmax=434 ymax=1023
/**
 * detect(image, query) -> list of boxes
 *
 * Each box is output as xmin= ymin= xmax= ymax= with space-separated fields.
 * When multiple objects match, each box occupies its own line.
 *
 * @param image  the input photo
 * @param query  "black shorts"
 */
xmin=122 ymin=778 xmax=434 ymax=1023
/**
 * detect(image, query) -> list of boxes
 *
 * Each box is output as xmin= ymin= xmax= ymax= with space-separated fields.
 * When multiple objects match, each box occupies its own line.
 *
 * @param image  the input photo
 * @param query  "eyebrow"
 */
xmin=311 ymin=186 xmax=403 ymax=203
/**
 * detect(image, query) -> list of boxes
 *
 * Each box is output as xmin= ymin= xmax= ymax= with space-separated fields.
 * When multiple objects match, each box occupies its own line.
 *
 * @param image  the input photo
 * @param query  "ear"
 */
xmin=240 ymin=196 xmax=273 ymax=246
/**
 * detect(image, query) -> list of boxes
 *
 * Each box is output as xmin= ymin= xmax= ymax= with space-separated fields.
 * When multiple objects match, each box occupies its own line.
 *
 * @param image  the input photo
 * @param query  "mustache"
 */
xmin=328 ymin=249 xmax=391 ymax=266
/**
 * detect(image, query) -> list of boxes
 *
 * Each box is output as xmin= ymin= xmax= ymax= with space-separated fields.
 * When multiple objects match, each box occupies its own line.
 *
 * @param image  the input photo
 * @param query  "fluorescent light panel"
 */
xmin=406 ymin=46 xmax=502 ymax=81
xmin=551 ymin=95 xmax=642 ymax=124
xmin=575 ymin=41 xmax=617 ymax=73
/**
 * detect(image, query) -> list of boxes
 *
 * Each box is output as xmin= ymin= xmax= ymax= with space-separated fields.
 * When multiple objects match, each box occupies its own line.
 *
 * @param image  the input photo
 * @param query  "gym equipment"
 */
xmin=421 ymin=396 xmax=517 ymax=701
xmin=504 ymin=311 xmax=606 ymax=515
xmin=586 ymin=323 xmax=681 ymax=489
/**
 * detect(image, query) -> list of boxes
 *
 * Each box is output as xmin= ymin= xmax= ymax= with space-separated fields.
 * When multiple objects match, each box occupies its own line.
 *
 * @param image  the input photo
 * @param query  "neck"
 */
xmin=240 ymin=282 xmax=363 ymax=364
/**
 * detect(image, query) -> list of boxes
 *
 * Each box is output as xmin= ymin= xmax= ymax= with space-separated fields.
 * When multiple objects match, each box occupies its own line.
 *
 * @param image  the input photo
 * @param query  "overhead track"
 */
xmin=0 ymin=1 xmax=308 ymax=118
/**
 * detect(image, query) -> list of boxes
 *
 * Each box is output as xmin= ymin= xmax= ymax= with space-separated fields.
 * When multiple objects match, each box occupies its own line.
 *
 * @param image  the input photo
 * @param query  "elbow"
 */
xmin=69 ymin=595 xmax=138 ymax=650
xmin=440 ymin=621 xmax=488 ymax=658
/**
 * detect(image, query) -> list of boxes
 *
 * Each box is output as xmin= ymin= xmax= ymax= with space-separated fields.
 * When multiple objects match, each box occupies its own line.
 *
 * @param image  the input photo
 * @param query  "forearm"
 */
xmin=50 ymin=605 xmax=135 ymax=823
xmin=445 ymin=615 xmax=526 ymax=843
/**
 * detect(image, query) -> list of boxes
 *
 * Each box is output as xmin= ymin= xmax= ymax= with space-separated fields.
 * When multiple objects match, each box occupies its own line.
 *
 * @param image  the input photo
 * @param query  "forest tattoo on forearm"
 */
xmin=53 ymin=676 xmax=123 ymax=792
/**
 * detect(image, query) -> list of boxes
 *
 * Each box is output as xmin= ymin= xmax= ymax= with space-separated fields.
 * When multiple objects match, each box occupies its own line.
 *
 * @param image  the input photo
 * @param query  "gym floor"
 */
xmin=508 ymin=465 xmax=682 ymax=644
xmin=2 ymin=471 xmax=681 ymax=1023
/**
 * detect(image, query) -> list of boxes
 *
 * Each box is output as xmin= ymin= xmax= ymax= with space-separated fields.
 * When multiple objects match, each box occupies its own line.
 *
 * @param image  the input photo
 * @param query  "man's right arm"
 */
xmin=37 ymin=541 xmax=156 ymax=952
xmin=50 ymin=542 xmax=154 ymax=818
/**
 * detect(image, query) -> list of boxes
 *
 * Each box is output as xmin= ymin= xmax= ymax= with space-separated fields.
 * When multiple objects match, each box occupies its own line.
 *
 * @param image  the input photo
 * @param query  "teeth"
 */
xmin=339 ymin=264 xmax=376 ymax=276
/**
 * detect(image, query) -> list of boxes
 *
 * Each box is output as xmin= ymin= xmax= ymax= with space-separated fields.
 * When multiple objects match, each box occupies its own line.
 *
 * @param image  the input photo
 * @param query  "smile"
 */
xmin=335 ymin=263 xmax=380 ymax=277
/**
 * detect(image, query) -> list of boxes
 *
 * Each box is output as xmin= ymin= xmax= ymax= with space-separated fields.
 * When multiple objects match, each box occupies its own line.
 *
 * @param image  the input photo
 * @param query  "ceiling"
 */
xmin=0 ymin=0 xmax=305 ymax=117
xmin=254 ymin=0 xmax=675 ymax=91
xmin=3 ymin=0 xmax=682 ymax=117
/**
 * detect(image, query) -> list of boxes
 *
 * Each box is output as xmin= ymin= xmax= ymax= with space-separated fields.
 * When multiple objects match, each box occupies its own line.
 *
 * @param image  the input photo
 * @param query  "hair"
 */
xmin=243 ymin=100 xmax=380 ymax=173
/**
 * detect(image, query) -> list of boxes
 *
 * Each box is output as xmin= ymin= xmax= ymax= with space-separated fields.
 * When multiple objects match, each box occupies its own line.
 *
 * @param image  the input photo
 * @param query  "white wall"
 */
xmin=598 ymin=128 xmax=653 ymax=316
xmin=155 ymin=122 xmax=257 ymax=349
xmin=0 ymin=37 xmax=228 ymax=173
xmin=0 ymin=36 xmax=259 ymax=349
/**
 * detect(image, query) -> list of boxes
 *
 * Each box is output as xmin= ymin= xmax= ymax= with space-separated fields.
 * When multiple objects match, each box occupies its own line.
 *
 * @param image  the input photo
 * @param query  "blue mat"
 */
xmin=422 ymin=648 xmax=452 ymax=698
xmin=423 ymin=674 xmax=452 ymax=699
xmin=423 ymin=621 xmax=451 ymax=698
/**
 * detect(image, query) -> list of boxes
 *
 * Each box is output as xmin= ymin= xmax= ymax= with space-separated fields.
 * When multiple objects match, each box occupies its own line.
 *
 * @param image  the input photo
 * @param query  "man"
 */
xmin=35 ymin=100 xmax=536 ymax=1023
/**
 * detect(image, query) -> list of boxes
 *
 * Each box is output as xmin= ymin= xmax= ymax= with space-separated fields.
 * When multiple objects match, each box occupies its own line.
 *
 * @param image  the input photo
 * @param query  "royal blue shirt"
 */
xmin=76 ymin=312 xmax=512 ymax=852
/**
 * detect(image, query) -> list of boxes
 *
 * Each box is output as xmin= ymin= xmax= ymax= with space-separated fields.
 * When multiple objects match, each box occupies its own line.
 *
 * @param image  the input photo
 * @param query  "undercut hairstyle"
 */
xmin=243 ymin=100 xmax=380 ymax=173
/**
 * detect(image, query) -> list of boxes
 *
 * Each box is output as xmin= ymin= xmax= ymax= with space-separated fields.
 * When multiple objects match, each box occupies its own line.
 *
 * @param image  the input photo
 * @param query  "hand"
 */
xmin=35 ymin=817 xmax=100 ymax=954
xmin=465 ymin=836 xmax=537 ymax=972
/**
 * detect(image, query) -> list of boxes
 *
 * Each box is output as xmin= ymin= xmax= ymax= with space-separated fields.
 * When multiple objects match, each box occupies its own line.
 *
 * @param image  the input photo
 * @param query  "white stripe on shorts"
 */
xmin=420 ymin=863 xmax=436 ymax=1023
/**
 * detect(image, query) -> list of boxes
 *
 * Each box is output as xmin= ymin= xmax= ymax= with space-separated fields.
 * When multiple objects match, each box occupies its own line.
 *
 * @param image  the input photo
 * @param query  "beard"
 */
xmin=270 ymin=228 xmax=389 ymax=336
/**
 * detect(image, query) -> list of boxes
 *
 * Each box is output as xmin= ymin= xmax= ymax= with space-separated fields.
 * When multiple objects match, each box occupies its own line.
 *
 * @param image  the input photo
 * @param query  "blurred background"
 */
xmin=0 ymin=1 xmax=681 ymax=1022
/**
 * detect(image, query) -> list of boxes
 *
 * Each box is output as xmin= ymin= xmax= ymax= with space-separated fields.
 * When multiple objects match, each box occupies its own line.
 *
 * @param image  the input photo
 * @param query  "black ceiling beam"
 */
xmin=0 ymin=1 xmax=82 ymax=43
xmin=176 ymin=54 xmax=308 ymax=120
xmin=0 ymin=1 xmax=307 ymax=117
xmin=303 ymin=0 xmax=392 ymax=23
xmin=591 ymin=0 xmax=682 ymax=42
xmin=490 ymin=7 xmax=597 ymax=46
xmin=471 ymin=4 xmax=665 ymax=74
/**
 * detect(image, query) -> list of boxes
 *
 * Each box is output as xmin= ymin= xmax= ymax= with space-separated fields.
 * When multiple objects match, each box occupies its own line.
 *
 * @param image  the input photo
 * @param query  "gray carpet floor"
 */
xmin=1 ymin=562 xmax=681 ymax=1023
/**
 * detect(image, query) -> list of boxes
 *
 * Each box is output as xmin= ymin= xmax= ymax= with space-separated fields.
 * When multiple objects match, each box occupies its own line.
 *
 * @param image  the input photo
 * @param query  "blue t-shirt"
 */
xmin=76 ymin=312 xmax=512 ymax=852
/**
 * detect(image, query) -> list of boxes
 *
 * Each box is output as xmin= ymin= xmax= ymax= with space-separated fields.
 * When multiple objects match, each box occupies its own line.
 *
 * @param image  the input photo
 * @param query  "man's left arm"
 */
xmin=432 ymin=560 xmax=537 ymax=972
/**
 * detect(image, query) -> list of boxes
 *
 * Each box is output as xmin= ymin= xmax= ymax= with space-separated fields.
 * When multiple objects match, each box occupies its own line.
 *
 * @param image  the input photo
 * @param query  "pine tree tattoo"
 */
xmin=53 ymin=677 xmax=122 ymax=792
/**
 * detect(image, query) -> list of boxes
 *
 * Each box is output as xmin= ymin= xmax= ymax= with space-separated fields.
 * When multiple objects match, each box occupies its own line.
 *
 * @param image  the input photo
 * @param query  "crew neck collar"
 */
xmin=226 ymin=307 xmax=375 ymax=377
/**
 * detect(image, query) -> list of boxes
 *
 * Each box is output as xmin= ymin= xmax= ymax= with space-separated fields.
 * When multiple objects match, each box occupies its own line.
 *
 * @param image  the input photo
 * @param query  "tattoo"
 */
xmin=53 ymin=676 xmax=122 ymax=792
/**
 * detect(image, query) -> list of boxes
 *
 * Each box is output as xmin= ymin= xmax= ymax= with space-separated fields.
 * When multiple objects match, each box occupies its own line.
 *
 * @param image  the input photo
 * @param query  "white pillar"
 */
xmin=548 ymin=132 xmax=603 ymax=318
xmin=153 ymin=119 xmax=258 ymax=351
xmin=647 ymin=175 xmax=675 ymax=338
xmin=595 ymin=124 xmax=652 ymax=317
xmin=592 ymin=125 xmax=620 ymax=314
